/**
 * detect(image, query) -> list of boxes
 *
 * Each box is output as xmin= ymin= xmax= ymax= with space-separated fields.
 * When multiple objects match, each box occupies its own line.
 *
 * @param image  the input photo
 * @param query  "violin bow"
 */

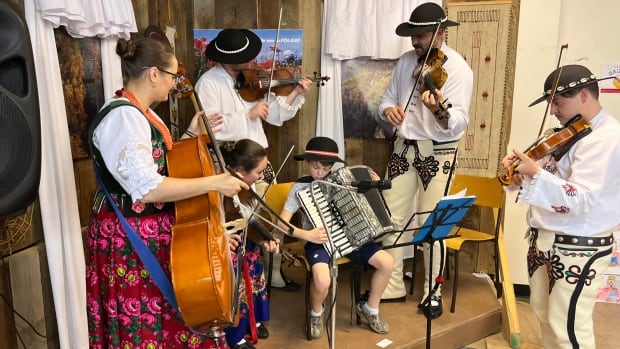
xmin=265 ymin=7 xmax=284 ymax=103
xmin=225 ymin=166 xmax=296 ymax=236
xmin=537 ymin=43 xmax=568 ymax=137
xmin=259 ymin=145 xmax=295 ymax=201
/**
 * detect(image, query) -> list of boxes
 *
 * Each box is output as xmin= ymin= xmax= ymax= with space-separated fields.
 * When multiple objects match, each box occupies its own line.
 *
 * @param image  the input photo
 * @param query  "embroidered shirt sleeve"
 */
xmin=265 ymin=95 xmax=306 ymax=126
xmin=93 ymin=105 xmax=164 ymax=202
xmin=519 ymin=138 xmax=609 ymax=217
xmin=116 ymin=140 xmax=163 ymax=201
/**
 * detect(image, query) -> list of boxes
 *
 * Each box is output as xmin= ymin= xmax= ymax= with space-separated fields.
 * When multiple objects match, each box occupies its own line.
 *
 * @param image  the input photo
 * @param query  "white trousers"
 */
xmin=381 ymin=137 xmax=457 ymax=300
xmin=528 ymin=229 xmax=613 ymax=349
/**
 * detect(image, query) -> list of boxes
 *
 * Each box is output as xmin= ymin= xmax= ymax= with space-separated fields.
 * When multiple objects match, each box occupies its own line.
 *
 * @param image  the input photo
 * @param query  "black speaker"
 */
xmin=0 ymin=1 xmax=41 ymax=218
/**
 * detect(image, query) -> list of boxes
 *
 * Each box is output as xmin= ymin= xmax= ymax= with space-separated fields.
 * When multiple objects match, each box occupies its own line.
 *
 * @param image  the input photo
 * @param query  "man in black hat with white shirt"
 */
xmin=377 ymin=2 xmax=473 ymax=319
xmin=195 ymin=29 xmax=313 ymax=296
xmin=195 ymin=29 xmax=312 ymax=159
xmin=502 ymin=64 xmax=620 ymax=349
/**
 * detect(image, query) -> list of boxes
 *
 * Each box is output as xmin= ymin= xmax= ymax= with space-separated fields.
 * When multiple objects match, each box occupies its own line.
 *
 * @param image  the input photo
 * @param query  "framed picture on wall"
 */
xmin=55 ymin=27 xmax=104 ymax=160
xmin=340 ymin=58 xmax=396 ymax=139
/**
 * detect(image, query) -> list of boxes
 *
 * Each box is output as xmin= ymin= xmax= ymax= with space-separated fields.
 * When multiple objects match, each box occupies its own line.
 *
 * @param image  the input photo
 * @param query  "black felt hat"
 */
xmin=396 ymin=3 xmax=459 ymax=37
xmin=529 ymin=64 xmax=611 ymax=107
xmin=205 ymin=29 xmax=262 ymax=64
xmin=294 ymin=137 xmax=345 ymax=163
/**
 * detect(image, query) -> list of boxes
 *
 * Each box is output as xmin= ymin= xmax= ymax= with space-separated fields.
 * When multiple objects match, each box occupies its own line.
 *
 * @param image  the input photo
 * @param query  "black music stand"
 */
xmin=413 ymin=195 xmax=476 ymax=349
xmin=380 ymin=194 xmax=475 ymax=349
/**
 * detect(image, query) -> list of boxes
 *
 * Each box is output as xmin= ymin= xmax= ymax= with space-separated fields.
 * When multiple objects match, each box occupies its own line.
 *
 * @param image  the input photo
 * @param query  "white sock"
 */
xmin=236 ymin=339 xmax=247 ymax=345
xmin=310 ymin=308 xmax=323 ymax=317
xmin=256 ymin=322 xmax=262 ymax=327
xmin=363 ymin=302 xmax=379 ymax=315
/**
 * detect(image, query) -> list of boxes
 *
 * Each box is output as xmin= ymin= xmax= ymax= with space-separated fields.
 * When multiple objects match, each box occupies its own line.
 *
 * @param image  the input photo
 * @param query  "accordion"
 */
xmin=296 ymin=165 xmax=394 ymax=259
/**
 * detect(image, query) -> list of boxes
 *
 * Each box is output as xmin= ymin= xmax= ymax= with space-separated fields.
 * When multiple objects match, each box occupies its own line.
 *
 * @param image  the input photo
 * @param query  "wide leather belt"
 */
xmin=403 ymin=139 xmax=457 ymax=146
xmin=530 ymin=228 xmax=614 ymax=247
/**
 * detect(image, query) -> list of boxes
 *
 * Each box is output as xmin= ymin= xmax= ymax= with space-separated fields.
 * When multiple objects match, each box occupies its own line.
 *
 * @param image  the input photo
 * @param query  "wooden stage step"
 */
xmin=265 ymin=259 xmax=503 ymax=349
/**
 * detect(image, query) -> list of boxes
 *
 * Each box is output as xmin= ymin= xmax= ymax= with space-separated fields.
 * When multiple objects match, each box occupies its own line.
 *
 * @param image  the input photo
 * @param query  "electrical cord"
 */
xmin=0 ymin=258 xmax=48 ymax=348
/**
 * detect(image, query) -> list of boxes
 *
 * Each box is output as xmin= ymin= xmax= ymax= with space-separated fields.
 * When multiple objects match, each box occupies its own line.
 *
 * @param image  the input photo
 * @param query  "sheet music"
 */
xmin=412 ymin=191 xmax=477 ymax=243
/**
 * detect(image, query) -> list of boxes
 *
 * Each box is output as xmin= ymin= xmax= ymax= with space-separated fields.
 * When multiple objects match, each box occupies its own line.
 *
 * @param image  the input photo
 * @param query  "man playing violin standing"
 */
xmin=377 ymin=2 xmax=473 ymax=319
xmin=501 ymin=64 xmax=620 ymax=349
xmin=195 ymin=29 xmax=313 ymax=294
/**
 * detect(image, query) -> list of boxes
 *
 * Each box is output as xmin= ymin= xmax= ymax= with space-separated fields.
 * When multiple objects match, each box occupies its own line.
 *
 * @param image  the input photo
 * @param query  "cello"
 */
xmin=166 ymin=76 xmax=237 ymax=338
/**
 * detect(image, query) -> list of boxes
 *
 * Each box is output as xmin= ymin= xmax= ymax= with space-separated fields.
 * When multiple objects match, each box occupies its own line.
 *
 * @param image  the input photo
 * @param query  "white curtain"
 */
xmin=38 ymin=0 xmax=136 ymax=39
xmin=317 ymin=0 xmax=440 ymax=159
xmin=25 ymin=1 xmax=135 ymax=347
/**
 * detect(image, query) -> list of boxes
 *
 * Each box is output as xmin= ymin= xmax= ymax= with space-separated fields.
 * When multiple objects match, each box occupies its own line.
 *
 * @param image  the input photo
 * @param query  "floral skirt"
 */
xmin=224 ymin=239 xmax=270 ymax=346
xmin=86 ymin=208 xmax=226 ymax=349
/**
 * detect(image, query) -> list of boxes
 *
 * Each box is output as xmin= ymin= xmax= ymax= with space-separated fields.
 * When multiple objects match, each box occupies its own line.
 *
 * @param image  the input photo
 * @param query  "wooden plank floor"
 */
xmin=467 ymin=298 xmax=620 ymax=349
xmin=261 ymin=258 xmax=501 ymax=349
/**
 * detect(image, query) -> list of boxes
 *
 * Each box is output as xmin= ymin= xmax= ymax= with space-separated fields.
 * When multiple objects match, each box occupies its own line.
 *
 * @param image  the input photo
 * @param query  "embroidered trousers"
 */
xmin=528 ymin=229 xmax=613 ymax=349
xmin=381 ymin=137 xmax=457 ymax=300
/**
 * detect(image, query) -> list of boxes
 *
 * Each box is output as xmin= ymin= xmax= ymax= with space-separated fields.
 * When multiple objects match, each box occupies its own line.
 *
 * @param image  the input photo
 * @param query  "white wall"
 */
xmin=506 ymin=0 xmax=620 ymax=284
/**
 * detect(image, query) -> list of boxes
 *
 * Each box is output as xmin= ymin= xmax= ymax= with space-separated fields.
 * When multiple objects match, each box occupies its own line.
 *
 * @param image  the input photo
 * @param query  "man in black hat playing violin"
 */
xmin=195 ymin=29 xmax=312 ymax=159
xmin=501 ymin=64 xmax=620 ymax=349
xmin=195 ymin=29 xmax=313 ymax=295
xmin=377 ymin=2 xmax=473 ymax=319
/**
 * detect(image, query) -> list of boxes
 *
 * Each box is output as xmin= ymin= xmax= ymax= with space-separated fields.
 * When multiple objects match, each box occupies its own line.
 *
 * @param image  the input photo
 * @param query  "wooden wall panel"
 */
xmin=3 ymin=244 xmax=58 ymax=349
xmin=193 ymin=0 xmax=216 ymax=28
xmin=0 ymin=259 xmax=17 ymax=348
xmin=213 ymin=0 xmax=257 ymax=28
xmin=73 ymin=159 xmax=96 ymax=227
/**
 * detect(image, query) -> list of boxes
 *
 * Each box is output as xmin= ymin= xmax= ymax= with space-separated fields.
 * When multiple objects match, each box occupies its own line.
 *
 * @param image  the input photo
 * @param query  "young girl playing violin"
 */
xmin=220 ymin=139 xmax=281 ymax=349
xmin=501 ymin=64 xmax=620 ymax=349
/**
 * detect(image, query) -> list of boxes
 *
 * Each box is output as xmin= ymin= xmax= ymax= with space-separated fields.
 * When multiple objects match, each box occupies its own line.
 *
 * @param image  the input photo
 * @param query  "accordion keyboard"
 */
xmin=296 ymin=165 xmax=394 ymax=259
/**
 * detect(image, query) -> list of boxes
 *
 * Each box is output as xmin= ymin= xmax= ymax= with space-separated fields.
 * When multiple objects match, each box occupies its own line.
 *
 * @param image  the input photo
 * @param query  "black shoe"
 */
xmin=232 ymin=340 xmax=255 ymax=349
xmin=271 ymin=278 xmax=301 ymax=292
xmin=380 ymin=295 xmax=406 ymax=303
xmin=256 ymin=323 xmax=269 ymax=339
xmin=359 ymin=290 xmax=370 ymax=302
xmin=419 ymin=295 xmax=443 ymax=319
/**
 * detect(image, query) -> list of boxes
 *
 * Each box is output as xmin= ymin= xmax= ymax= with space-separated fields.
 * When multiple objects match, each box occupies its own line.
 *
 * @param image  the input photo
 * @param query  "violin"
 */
xmin=222 ymin=171 xmax=302 ymax=266
xmin=415 ymin=48 xmax=451 ymax=119
xmin=223 ymin=189 xmax=274 ymax=243
xmin=498 ymin=115 xmax=592 ymax=185
xmin=234 ymin=69 xmax=330 ymax=102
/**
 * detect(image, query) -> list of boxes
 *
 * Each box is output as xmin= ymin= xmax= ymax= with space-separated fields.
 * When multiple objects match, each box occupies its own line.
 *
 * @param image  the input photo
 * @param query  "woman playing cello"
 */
xmin=86 ymin=36 xmax=247 ymax=348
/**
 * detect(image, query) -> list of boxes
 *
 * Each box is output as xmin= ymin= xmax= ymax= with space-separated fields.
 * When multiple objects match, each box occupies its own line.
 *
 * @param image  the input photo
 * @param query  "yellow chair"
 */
xmin=445 ymin=174 xmax=504 ymax=313
xmin=264 ymin=182 xmax=355 ymax=340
